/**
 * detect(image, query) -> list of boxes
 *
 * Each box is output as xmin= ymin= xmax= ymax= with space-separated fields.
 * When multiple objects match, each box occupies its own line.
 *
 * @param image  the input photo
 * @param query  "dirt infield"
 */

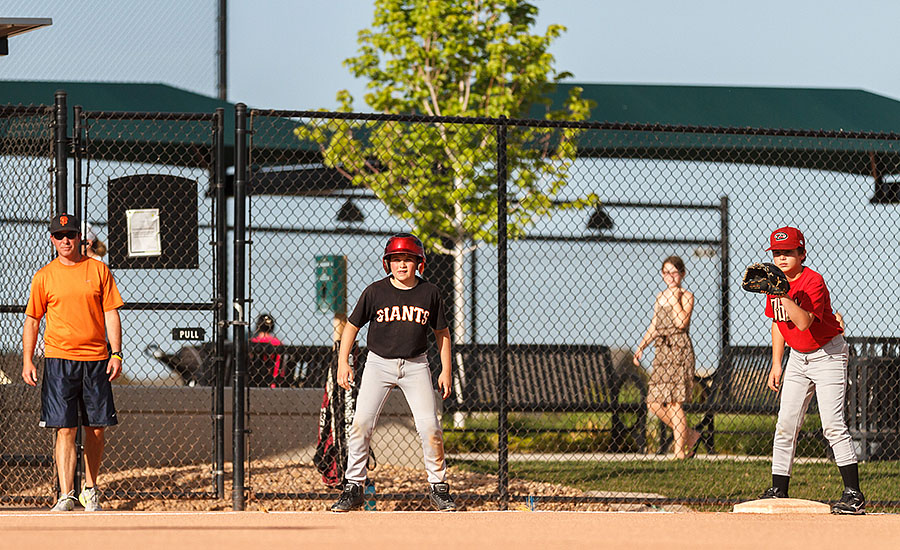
xmin=1 ymin=510 xmax=898 ymax=550
xmin=7 ymin=460 xmax=689 ymax=512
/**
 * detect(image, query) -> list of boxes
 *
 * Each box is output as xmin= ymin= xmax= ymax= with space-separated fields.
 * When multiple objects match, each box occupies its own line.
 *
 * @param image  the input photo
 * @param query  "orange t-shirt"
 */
xmin=26 ymin=257 xmax=124 ymax=361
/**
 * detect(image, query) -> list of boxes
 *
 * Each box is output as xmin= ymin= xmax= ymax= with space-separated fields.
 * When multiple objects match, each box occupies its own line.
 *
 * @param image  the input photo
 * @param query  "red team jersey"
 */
xmin=764 ymin=266 xmax=842 ymax=353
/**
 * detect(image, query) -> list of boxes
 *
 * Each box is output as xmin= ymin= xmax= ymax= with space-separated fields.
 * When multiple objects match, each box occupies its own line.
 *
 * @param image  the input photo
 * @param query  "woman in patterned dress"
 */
xmin=633 ymin=255 xmax=701 ymax=459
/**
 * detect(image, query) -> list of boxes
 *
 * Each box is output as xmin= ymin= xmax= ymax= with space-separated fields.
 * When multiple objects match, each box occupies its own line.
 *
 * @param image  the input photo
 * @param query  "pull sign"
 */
xmin=172 ymin=327 xmax=206 ymax=341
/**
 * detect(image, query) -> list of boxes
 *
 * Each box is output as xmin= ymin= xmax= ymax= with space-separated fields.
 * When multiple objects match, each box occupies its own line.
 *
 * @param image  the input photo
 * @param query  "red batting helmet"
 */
xmin=382 ymin=233 xmax=426 ymax=274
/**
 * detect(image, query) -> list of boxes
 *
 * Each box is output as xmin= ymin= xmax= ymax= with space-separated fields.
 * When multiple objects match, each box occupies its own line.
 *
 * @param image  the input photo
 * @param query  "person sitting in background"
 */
xmin=250 ymin=314 xmax=283 ymax=388
xmin=82 ymin=223 xmax=108 ymax=262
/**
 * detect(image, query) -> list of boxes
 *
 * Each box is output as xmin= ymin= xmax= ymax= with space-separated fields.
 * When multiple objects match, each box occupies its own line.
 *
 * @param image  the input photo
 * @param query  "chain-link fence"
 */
xmin=76 ymin=110 xmax=225 ymax=501
xmin=243 ymin=110 xmax=900 ymax=511
xmin=0 ymin=105 xmax=56 ymax=505
xmin=0 ymin=101 xmax=227 ymax=506
xmin=3 ymin=97 xmax=900 ymax=511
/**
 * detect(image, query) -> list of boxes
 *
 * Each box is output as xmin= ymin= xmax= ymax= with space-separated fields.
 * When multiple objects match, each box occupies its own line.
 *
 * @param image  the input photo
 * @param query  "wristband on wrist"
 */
xmin=111 ymin=351 xmax=123 ymax=360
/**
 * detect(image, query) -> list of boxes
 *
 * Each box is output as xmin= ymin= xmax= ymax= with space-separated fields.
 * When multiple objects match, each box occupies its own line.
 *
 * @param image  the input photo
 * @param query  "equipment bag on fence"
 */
xmin=313 ymin=344 xmax=375 ymax=488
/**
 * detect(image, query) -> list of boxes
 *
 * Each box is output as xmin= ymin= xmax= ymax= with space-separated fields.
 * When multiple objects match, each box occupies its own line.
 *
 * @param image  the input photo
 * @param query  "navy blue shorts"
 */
xmin=40 ymin=357 xmax=118 ymax=428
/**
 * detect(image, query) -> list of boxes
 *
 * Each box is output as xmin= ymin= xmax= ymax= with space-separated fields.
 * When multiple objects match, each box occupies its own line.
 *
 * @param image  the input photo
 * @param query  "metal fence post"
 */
xmin=54 ymin=91 xmax=67 ymax=213
xmin=214 ymin=107 xmax=227 ymax=499
xmin=55 ymin=91 xmax=86 ymax=497
xmin=719 ymin=195 xmax=730 ymax=361
xmin=217 ymin=0 xmax=227 ymax=101
xmin=496 ymin=115 xmax=509 ymax=510
xmin=73 ymin=105 xmax=82 ymax=226
xmin=232 ymin=103 xmax=248 ymax=510
xmin=72 ymin=103 xmax=86 ymax=504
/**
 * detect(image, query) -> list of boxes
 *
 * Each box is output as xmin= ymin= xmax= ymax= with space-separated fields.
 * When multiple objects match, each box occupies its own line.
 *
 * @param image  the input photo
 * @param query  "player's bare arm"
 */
xmin=767 ymin=321 xmax=785 ymax=391
xmin=21 ymin=315 xmax=40 ymax=386
xmin=434 ymin=327 xmax=452 ymax=399
xmin=104 ymin=308 xmax=123 ymax=381
xmin=337 ymin=322 xmax=361 ymax=390
xmin=778 ymin=296 xmax=815 ymax=331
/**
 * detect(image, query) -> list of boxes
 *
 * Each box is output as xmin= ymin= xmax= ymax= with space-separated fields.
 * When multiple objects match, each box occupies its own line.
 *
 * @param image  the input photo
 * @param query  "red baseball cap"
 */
xmin=766 ymin=226 xmax=805 ymax=251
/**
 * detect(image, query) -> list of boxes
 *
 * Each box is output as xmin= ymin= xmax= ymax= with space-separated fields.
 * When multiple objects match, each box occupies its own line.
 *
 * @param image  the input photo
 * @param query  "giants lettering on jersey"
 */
xmin=770 ymin=296 xmax=798 ymax=323
xmin=375 ymin=305 xmax=430 ymax=325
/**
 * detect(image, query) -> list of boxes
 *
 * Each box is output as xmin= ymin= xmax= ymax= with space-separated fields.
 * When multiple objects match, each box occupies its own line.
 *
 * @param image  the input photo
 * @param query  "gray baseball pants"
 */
xmin=344 ymin=351 xmax=447 ymax=484
xmin=772 ymin=334 xmax=857 ymax=476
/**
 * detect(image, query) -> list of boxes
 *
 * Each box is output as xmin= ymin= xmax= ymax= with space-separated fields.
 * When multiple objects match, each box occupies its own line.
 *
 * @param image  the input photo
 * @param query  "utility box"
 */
xmin=315 ymin=255 xmax=347 ymax=314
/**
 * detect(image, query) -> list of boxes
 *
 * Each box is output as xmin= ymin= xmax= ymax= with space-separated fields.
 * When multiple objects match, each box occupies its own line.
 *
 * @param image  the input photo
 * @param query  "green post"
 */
xmin=315 ymin=255 xmax=348 ymax=341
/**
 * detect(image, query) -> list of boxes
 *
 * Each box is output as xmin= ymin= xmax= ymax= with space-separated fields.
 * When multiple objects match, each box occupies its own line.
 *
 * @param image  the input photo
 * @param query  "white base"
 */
xmin=734 ymin=498 xmax=831 ymax=514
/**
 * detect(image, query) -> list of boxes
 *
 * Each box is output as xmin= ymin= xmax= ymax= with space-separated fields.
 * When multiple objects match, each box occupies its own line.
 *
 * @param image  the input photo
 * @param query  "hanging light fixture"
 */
xmin=336 ymin=198 xmax=364 ymax=223
xmin=586 ymin=204 xmax=614 ymax=231
xmin=870 ymin=176 xmax=900 ymax=204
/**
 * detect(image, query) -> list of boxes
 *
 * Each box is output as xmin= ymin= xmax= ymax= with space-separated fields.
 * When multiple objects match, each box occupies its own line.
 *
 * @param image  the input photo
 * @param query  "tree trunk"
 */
xmin=451 ymin=239 xmax=467 ymax=428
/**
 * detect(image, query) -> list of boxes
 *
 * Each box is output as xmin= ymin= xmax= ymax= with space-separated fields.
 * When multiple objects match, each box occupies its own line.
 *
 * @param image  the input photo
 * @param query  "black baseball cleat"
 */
xmin=831 ymin=488 xmax=866 ymax=515
xmin=429 ymin=482 xmax=457 ymax=511
xmin=330 ymin=482 xmax=364 ymax=512
xmin=759 ymin=487 xmax=788 ymax=499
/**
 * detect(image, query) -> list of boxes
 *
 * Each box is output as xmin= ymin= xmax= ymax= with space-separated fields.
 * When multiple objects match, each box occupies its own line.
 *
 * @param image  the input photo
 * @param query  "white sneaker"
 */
xmin=51 ymin=492 xmax=77 ymax=511
xmin=79 ymin=487 xmax=102 ymax=511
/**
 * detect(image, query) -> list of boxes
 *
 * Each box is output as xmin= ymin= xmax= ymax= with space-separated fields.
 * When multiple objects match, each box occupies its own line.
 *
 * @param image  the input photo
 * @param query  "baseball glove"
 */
xmin=741 ymin=262 xmax=790 ymax=296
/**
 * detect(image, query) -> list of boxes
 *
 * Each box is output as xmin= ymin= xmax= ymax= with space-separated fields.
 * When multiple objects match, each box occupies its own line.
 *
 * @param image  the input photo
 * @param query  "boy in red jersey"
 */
xmin=757 ymin=226 xmax=864 ymax=514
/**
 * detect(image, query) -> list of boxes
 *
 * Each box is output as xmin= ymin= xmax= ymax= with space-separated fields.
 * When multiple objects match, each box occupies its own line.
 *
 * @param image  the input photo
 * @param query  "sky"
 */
xmin=234 ymin=0 xmax=900 ymax=109
xmin=4 ymin=0 xmax=900 ymax=110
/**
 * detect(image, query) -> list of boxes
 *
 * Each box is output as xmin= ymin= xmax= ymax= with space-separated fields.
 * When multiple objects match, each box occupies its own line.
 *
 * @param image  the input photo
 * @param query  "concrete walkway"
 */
xmin=448 ymin=452 xmax=830 ymax=464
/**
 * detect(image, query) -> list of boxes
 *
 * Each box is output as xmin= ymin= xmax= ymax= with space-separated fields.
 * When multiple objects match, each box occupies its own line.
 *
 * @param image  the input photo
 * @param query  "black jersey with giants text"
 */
xmin=348 ymin=276 xmax=448 ymax=359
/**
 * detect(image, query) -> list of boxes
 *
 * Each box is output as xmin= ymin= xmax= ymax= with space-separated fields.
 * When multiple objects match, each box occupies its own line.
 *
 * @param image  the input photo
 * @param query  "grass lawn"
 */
xmin=444 ymin=411 xmax=829 ymax=456
xmin=452 ymin=458 xmax=900 ymax=511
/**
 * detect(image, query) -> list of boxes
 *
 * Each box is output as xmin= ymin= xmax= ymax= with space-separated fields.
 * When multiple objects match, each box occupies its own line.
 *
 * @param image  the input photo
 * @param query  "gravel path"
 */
xmin=5 ymin=460 xmax=686 ymax=512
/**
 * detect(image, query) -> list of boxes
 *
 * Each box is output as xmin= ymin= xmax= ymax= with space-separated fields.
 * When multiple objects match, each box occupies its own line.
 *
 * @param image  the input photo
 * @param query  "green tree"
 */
xmin=298 ymin=0 xmax=594 ymax=355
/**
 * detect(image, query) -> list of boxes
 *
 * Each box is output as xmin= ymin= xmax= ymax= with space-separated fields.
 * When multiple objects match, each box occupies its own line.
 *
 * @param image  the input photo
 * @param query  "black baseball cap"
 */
xmin=49 ymin=213 xmax=81 ymax=234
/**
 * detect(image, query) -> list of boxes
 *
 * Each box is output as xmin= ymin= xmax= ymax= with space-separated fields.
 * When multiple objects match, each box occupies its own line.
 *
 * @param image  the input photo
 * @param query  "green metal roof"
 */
xmin=535 ymin=83 xmax=900 ymax=176
xmin=0 ymin=81 xmax=299 ymax=169
xmin=1 ymin=80 xmax=238 ymax=167
xmin=538 ymin=83 xmax=900 ymax=133
xmin=0 ymin=80 xmax=232 ymax=114
xmin=3 ymin=80 xmax=900 ymax=177
xmin=9 ymin=80 xmax=900 ymax=131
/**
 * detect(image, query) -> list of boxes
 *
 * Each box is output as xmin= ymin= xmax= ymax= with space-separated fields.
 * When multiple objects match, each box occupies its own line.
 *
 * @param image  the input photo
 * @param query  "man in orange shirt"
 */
xmin=22 ymin=213 xmax=124 ymax=512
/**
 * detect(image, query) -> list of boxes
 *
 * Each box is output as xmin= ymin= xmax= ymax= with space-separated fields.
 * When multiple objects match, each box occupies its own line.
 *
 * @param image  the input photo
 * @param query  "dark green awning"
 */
xmin=533 ymin=83 xmax=900 ymax=176
xmin=4 ymin=80 xmax=900 ymax=179
xmin=0 ymin=80 xmax=305 ymax=168
xmin=536 ymin=83 xmax=900 ymax=133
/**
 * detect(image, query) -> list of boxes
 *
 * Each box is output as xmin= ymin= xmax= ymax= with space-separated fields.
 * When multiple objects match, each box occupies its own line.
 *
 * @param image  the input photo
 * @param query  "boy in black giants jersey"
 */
xmin=330 ymin=233 xmax=456 ymax=512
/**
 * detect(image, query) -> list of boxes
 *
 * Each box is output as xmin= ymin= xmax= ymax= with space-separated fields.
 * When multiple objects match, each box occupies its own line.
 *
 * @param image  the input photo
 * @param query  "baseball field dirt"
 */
xmin=1 ymin=509 xmax=898 ymax=550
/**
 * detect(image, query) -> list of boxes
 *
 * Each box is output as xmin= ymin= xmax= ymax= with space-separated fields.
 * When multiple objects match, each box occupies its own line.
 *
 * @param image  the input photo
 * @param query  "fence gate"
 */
xmin=0 ymin=105 xmax=57 ymax=506
xmin=77 ymin=109 xmax=225 ymax=503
